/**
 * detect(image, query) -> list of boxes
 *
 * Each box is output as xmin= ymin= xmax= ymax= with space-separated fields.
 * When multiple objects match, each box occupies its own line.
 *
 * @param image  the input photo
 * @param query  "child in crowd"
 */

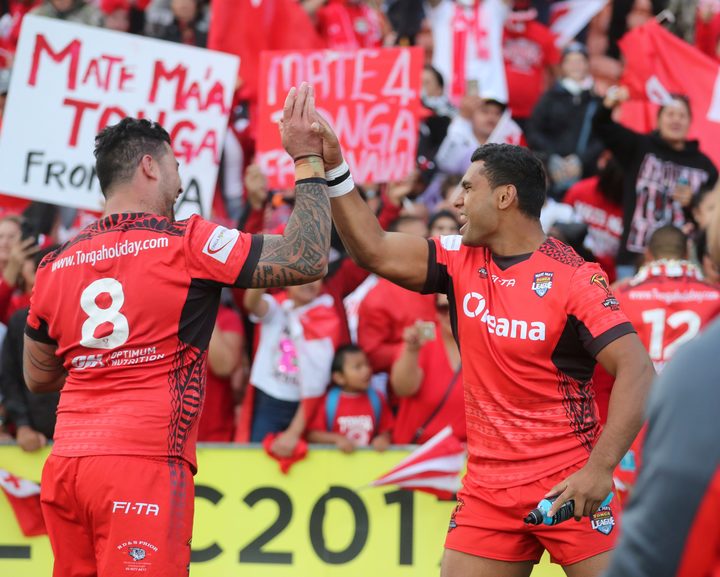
xmin=307 ymin=344 xmax=393 ymax=453
xmin=243 ymin=280 xmax=340 ymax=455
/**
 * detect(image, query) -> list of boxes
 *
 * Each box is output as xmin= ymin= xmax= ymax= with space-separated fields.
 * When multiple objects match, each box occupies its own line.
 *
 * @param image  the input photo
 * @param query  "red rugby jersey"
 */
xmin=423 ymin=236 xmax=634 ymax=488
xmin=26 ymin=213 xmax=262 ymax=471
xmin=615 ymin=260 xmax=720 ymax=373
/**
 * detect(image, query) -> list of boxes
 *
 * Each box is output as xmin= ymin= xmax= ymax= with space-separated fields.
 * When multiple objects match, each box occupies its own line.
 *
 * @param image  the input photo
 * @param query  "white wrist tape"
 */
xmin=326 ymin=160 xmax=355 ymax=198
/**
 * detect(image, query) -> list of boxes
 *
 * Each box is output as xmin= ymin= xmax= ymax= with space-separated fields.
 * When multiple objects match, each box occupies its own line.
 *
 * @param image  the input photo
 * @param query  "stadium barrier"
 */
xmin=0 ymin=444 xmax=561 ymax=576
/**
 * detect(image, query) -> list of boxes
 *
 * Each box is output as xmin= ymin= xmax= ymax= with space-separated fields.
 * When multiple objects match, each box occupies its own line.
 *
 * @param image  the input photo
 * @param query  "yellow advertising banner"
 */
xmin=0 ymin=444 xmax=562 ymax=577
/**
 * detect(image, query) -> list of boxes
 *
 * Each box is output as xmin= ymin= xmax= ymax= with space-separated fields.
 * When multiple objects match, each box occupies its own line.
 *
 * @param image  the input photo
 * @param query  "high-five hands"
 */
xmin=280 ymin=82 xmax=323 ymax=161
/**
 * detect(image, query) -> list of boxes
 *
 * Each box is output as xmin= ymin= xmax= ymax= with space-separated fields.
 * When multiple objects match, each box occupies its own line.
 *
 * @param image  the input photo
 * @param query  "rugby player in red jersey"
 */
xmin=616 ymin=225 xmax=720 ymax=374
xmin=314 ymin=116 xmax=654 ymax=576
xmin=22 ymin=83 xmax=332 ymax=577
xmin=611 ymin=225 xmax=720 ymax=500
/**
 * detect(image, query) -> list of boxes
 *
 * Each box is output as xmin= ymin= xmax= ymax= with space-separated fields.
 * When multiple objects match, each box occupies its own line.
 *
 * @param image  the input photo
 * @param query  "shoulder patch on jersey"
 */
xmin=538 ymin=237 xmax=585 ymax=268
xmin=202 ymin=226 xmax=240 ymax=264
xmin=590 ymin=273 xmax=621 ymax=311
xmin=440 ymin=235 xmax=463 ymax=251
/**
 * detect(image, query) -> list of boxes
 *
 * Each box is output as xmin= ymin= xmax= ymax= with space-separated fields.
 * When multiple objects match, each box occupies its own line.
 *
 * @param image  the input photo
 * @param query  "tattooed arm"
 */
xmin=250 ymin=179 xmax=331 ymax=288
xmin=23 ymin=337 xmax=66 ymax=393
xmin=249 ymin=82 xmax=331 ymax=288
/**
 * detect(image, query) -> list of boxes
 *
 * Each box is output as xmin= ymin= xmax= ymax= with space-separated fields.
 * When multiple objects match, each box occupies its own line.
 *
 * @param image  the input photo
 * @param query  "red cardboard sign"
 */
xmin=257 ymin=47 xmax=426 ymax=189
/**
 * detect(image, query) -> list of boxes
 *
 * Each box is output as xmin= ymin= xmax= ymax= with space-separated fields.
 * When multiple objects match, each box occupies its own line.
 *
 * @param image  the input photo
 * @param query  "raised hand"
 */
xmin=281 ymin=83 xmax=323 ymax=161
xmin=310 ymin=112 xmax=344 ymax=171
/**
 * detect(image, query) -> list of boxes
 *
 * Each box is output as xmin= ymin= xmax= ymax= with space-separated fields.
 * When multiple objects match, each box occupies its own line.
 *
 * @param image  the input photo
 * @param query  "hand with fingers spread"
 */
xmin=545 ymin=462 xmax=614 ymax=521
xmin=280 ymin=83 xmax=323 ymax=162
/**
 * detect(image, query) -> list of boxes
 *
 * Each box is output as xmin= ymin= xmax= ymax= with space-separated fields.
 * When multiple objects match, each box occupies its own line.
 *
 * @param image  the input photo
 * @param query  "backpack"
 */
xmin=324 ymin=386 xmax=381 ymax=431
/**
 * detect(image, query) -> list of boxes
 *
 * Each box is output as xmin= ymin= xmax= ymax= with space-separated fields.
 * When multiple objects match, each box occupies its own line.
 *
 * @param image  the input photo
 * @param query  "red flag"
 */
xmin=371 ymin=426 xmax=465 ymax=500
xmin=618 ymin=20 xmax=720 ymax=167
xmin=208 ymin=0 xmax=324 ymax=102
xmin=0 ymin=469 xmax=46 ymax=537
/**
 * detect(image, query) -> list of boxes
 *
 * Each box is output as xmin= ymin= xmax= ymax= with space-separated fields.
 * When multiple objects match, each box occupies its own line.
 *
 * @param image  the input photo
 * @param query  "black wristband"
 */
xmin=293 ymin=154 xmax=323 ymax=162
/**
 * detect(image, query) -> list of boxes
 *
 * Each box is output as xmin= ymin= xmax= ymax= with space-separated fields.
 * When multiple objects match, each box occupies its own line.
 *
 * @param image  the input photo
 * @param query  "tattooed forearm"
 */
xmin=251 ymin=180 xmax=331 ymax=288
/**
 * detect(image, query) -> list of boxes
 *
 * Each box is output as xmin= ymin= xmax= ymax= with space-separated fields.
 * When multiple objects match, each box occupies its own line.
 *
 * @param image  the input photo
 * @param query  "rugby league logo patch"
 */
xmin=531 ymin=271 xmax=553 ymax=297
xmin=590 ymin=505 xmax=615 ymax=535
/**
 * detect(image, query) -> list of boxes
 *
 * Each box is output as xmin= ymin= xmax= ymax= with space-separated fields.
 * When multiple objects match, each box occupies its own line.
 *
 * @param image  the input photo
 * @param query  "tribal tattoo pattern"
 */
xmin=250 ymin=180 xmax=331 ymax=288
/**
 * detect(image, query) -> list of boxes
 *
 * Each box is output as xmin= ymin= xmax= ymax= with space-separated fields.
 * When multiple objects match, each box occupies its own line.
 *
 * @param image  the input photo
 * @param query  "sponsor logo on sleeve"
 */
xmin=202 ymin=226 xmax=240 ymax=264
xmin=531 ymin=271 xmax=553 ymax=297
xmin=590 ymin=273 xmax=620 ymax=311
xmin=590 ymin=505 xmax=615 ymax=535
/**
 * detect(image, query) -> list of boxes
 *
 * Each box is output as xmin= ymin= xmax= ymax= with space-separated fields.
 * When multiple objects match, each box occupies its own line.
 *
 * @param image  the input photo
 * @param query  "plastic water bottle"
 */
xmin=523 ymin=492 xmax=614 ymax=526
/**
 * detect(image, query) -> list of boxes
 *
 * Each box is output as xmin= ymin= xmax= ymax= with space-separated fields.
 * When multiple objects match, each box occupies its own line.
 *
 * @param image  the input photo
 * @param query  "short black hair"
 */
xmin=388 ymin=214 xmax=427 ymax=234
xmin=470 ymin=144 xmax=546 ymax=219
xmin=428 ymin=209 xmax=459 ymax=231
xmin=423 ymin=65 xmax=445 ymax=89
xmin=648 ymin=225 xmax=687 ymax=260
xmin=94 ymin=117 xmax=172 ymax=196
xmin=331 ymin=344 xmax=364 ymax=375
xmin=658 ymin=94 xmax=692 ymax=120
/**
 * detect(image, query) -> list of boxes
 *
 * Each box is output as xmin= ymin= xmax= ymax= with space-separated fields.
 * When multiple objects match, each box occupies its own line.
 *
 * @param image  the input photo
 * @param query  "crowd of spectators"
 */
xmin=0 ymin=0 xmax=719 ymax=466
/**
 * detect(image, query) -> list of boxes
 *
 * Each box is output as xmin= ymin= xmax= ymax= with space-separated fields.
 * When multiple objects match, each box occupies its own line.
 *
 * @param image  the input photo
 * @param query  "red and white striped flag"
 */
xmin=371 ymin=426 xmax=465 ymax=499
xmin=550 ymin=0 xmax=608 ymax=48
xmin=0 ymin=469 xmax=46 ymax=537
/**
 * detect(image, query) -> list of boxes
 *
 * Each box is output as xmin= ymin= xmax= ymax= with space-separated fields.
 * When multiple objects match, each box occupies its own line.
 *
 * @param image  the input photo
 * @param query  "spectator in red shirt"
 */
xmin=0 ymin=1 xmax=41 ymax=67
xmin=695 ymin=2 xmax=720 ymax=62
xmin=99 ymin=0 xmax=131 ymax=32
xmin=0 ymin=244 xmax=60 ymax=452
xmin=563 ymin=152 xmax=624 ymax=281
xmin=390 ymin=293 xmax=465 ymax=444
xmin=316 ymin=0 xmax=386 ymax=49
xmin=0 ymin=216 xmax=38 ymax=324
xmin=502 ymin=0 xmax=560 ymax=127
xmin=356 ymin=215 xmax=435 ymax=375
xmin=197 ymin=304 xmax=245 ymax=442
xmin=307 ymin=344 xmax=393 ymax=452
